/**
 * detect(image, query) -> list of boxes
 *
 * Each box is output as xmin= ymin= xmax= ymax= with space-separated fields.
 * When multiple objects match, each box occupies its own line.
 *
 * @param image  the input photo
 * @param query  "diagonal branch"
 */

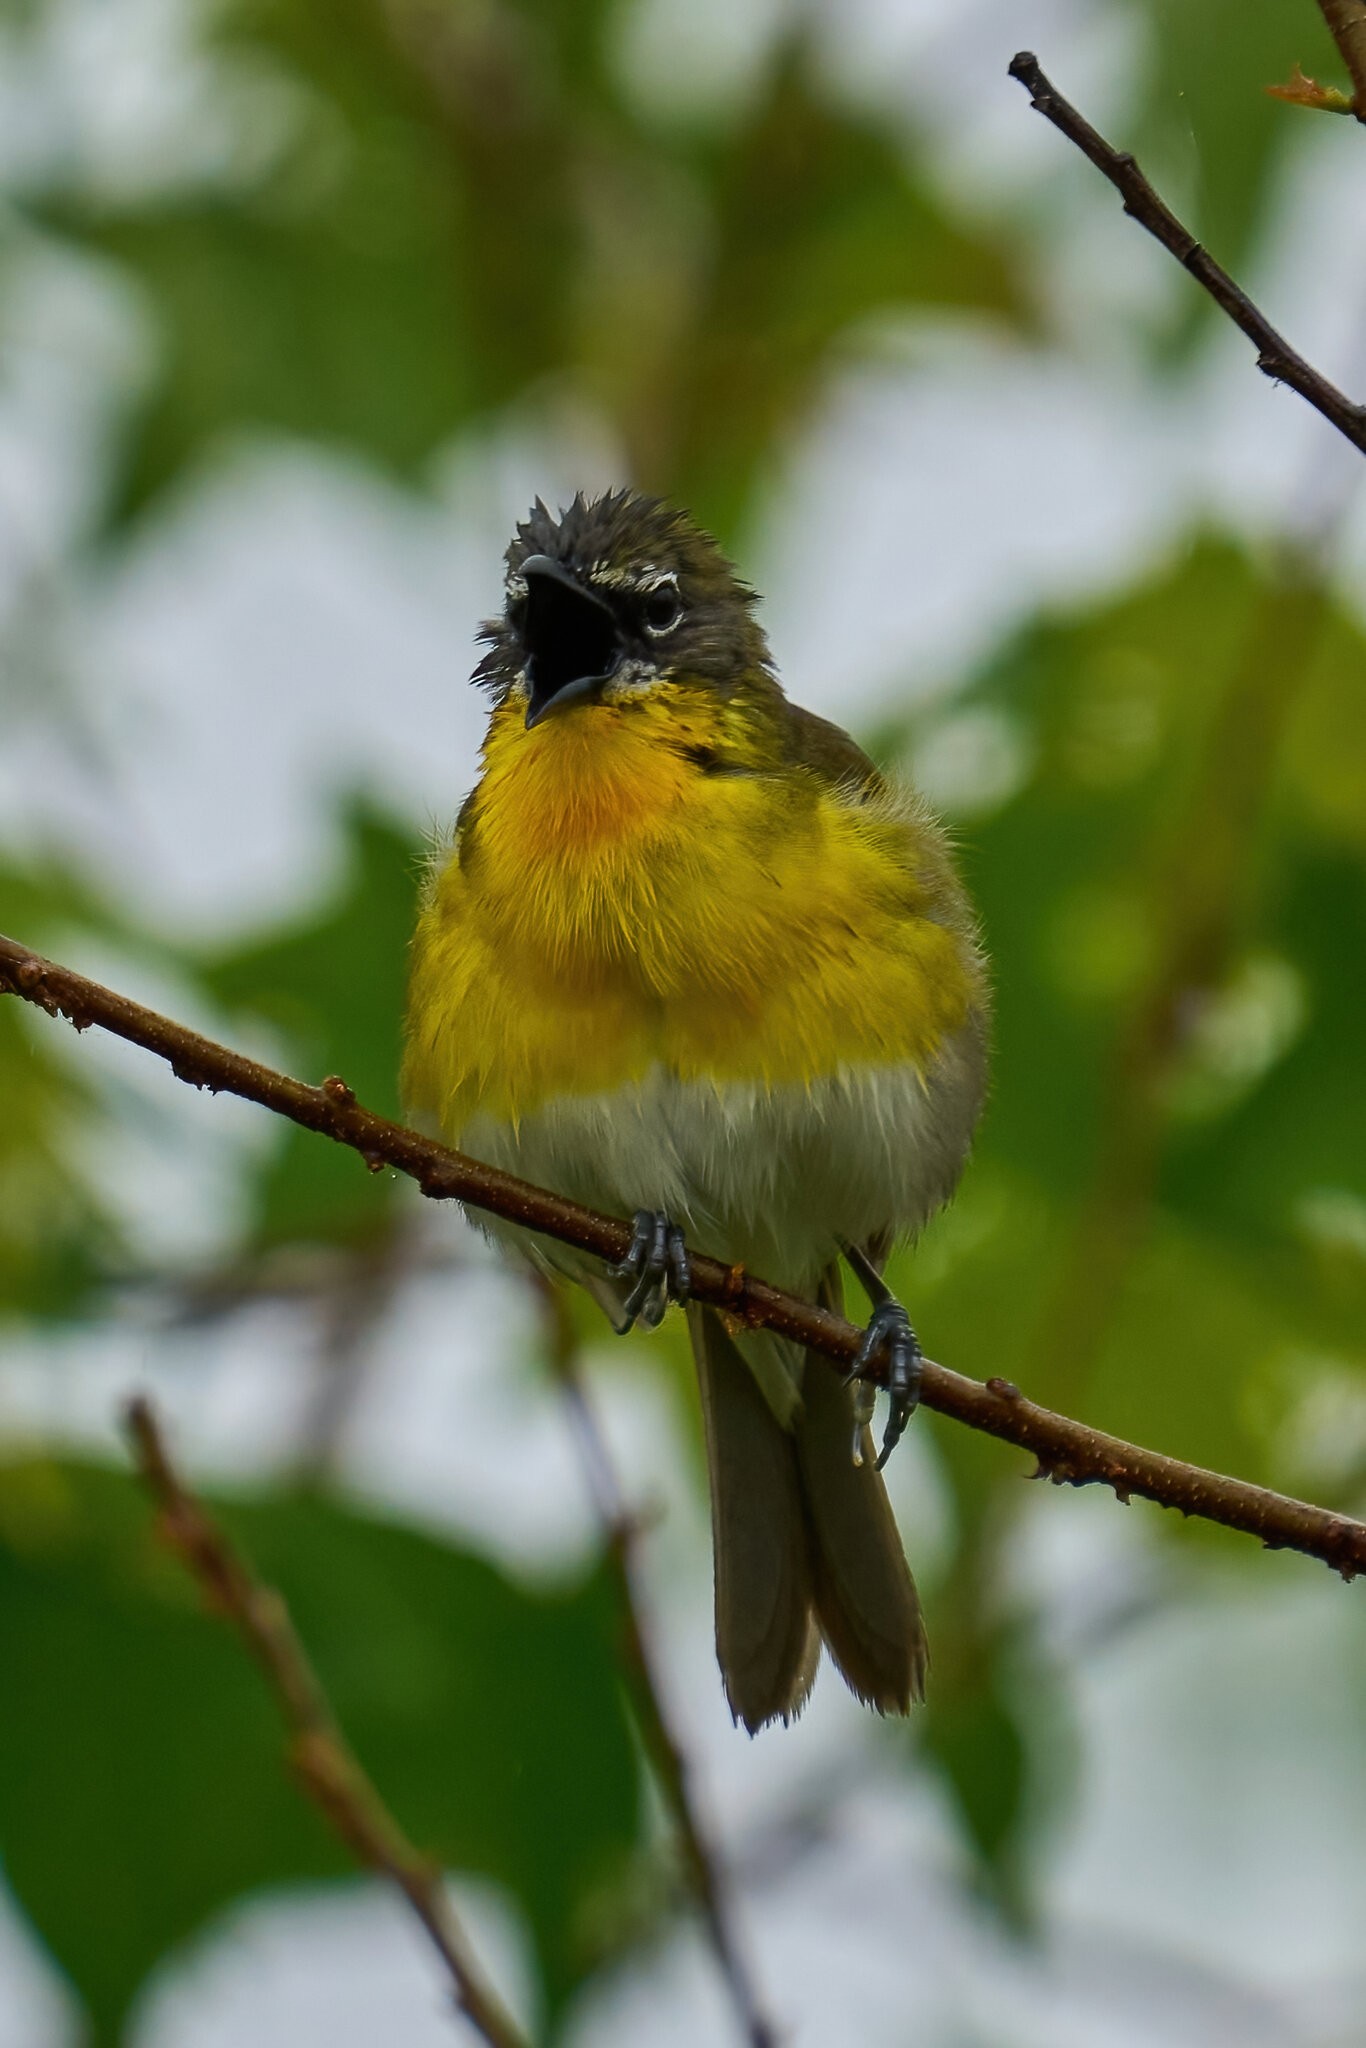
xmin=123 ymin=1396 xmax=529 ymax=2048
xmin=539 ymin=1281 xmax=778 ymax=2048
xmin=3 ymin=930 xmax=1365 ymax=1580
xmin=1008 ymin=51 xmax=1366 ymax=457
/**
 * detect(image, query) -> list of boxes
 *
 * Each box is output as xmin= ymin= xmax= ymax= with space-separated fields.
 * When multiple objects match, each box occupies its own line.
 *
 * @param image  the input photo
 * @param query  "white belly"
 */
xmin=460 ymin=1025 xmax=984 ymax=1293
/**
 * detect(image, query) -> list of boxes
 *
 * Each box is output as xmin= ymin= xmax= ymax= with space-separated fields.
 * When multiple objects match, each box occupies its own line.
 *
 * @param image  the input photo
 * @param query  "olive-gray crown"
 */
xmin=473 ymin=488 xmax=774 ymax=703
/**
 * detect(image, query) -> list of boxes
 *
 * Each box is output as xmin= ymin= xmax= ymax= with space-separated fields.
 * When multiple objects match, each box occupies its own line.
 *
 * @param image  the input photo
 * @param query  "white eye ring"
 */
xmin=641 ymin=574 xmax=681 ymax=636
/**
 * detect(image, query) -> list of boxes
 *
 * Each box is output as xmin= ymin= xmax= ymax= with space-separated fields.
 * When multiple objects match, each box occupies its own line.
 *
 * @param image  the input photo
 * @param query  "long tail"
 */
xmin=687 ymin=1271 xmax=926 ymax=1733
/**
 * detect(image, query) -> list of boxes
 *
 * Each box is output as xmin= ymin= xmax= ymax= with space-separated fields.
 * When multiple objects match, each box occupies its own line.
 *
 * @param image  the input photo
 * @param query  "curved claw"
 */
xmin=843 ymin=1299 xmax=923 ymax=1469
xmin=609 ymin=1209 xmax=692 ymax=1332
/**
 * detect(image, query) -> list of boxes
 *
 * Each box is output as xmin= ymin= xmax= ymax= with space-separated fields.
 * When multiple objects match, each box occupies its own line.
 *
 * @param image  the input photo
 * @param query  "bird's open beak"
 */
xmin=519 ymin=556 xmax=622 ymax=729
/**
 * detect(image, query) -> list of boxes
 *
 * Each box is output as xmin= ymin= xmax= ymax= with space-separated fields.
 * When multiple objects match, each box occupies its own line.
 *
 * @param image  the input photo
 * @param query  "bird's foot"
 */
xmin=609 ymin=1210 xmax=692 ymax=1332
xmin=844 ymin=1299 xmax=923 ymax=1469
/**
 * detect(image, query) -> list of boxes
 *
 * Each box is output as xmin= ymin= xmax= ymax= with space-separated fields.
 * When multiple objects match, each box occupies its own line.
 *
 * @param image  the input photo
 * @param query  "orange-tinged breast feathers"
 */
xmin=403 ymin=690 xmax=981 ymax=1134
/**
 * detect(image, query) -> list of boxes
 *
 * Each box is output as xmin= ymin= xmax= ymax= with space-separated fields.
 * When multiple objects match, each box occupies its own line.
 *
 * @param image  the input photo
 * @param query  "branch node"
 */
xmin=10 ymin=957 xmax=59 ymax=1015
xmin=322 ymin=1074 xmax=356 ymax=1106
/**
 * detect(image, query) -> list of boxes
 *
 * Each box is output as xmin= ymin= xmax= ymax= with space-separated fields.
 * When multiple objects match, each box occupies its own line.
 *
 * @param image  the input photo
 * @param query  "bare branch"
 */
xmin=539 ymin=1283 xmax=778 ymax=2048
xmin=1317 ymin=0 xmax=1366 ymax=113
xmin=3 ymin=931 xmax=1364 ymax=1580
xmin=123 ymin=1396 xmax=529 ymax=2048
xmin=1008 ymin=51 xmax=1366 ymax=457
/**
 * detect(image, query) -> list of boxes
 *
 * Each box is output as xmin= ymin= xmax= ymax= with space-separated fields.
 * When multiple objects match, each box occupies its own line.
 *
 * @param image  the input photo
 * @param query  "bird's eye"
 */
xmin=642 ymin=583 xmax=681 ymax=635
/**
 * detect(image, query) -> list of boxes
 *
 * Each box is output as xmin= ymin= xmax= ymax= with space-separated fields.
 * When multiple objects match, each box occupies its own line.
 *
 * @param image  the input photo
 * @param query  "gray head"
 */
xmin=474 ymin=489 xmax=774 ymax=727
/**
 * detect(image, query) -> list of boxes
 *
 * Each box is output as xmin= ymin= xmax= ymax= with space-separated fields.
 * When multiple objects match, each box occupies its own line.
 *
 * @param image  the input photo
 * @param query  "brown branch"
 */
xmin=1008 ymin=51 xmax=1366 ymax=457
xmin=3 ymin=930 xmax=1364 ymax=1580
xmin=1318 ymin=0 xmax=1366 ymax=113
xmin=123 ymin=1396 xmax=529 ymax=2048
xmin=538 ymin=1283 xmax=778 ymax=2048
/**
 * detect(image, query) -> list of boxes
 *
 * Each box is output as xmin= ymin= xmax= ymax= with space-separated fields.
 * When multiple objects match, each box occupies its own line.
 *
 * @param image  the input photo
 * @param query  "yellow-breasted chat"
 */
xmin=403 ymin=489 xmax=989 ymax=1731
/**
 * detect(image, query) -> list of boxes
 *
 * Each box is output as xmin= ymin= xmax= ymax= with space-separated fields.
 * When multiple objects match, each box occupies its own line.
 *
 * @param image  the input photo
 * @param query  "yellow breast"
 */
xmin=402 ymin=688 xmax=978 ymax=1136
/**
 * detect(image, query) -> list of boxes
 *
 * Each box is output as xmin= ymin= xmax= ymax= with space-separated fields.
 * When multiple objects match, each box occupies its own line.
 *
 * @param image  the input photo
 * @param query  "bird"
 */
xmin=402 ymin=489 xmax=989 ymax=1732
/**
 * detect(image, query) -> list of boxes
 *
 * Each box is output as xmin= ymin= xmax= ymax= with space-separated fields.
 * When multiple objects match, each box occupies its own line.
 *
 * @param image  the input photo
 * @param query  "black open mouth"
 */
xmin=520 ymin=556 xmax=622 ymax=727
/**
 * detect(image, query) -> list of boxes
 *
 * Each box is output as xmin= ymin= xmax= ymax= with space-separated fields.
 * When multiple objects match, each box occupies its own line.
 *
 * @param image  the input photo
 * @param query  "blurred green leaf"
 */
xmin=72 ymin=196 xmax=478 ymax=522
xmin=916 ymin=538 xmax=1262 ymax=1203
xmin=0 ymin=992 xmax=98 ymax=1315
xmin=49 ymin=0 xmax=579 ymax=521
xmin=914 ymin=1466 xmax=1075 ymax=1921
xmin=921 ymin=1650 xmax=1030 ymax=1912
xmin=888 ymin=538 xmax=1366 ymax=1513
xmin=1 ymin=0 xmax=1362 ymax=1978
xmin=36 ymin=0 xmax=1028 ymax=532
xmin=198 ymin=801 xmax=418 ymax=1247
xmin=1157 ymin=848 xmax=1366 ymax=1392
xmin=649 ymin=40 xmax=1031 ymax=534
xmin=1280 ymin=597 xmax=1366 ymax=853
xmin=1132 ymin=0 xmax=1340 ymax=303
xmin=0 ymin=862 xmax=129 ymax=1321
xmin=0 ymin=1458 xmax=638 ymax=2042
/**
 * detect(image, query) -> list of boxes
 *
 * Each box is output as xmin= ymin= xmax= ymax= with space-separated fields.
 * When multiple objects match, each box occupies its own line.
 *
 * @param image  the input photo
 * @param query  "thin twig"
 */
xmin=538 ymin=1283 xmax=778 ymax=2048
xmin=123 ymin=1235 xmax=468 ymax=1327
xmin=123 ymin=1396 xmax=530 ymax=2048
xmin=3 ymin=933 xmax=1364 ymax=1580
xmin=1008 ymin=51 xmax=1366 ymax=456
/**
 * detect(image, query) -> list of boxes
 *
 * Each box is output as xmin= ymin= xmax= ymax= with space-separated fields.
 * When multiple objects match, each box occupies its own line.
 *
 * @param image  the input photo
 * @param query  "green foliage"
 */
xmin=0 ymin=1459 xmax=638 ymax=2041
xmin=0 ymin=989 xmax=103 ymax=1315
xmin=2 ymin=0 xmax=1364 ymax=2021
xmin=1129 ymin=0 xmax=1340 ymax=330
xmin=898 ymin=539 xmax=1366 ymax=1497
xmin=642 ymin=39 xmax=1029 ymax=534
xmin=920 ymin=1643 xmax=1032 ymax=1916
xmin=35 ymin=0 xmax=1026 ymax=534
xmin=0 ymin=863 xmax=126 ymax=1321
xmin=941 ymin=540 xmax=1264 ymax=1196
xmin=198 ymin=802 xmax=420 ymax=1248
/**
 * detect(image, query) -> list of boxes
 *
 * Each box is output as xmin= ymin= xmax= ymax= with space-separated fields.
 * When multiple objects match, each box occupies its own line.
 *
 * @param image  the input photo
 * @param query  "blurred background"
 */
xmin=2 ymin=0 xmax=1366 ymax=2042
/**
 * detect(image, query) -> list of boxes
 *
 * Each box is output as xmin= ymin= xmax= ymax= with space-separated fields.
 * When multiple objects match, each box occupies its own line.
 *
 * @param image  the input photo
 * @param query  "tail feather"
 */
xmin=793 ymin=1273 xmax=927 ymax=1712
xmin=688 ymin=1270 xmax=926 ymax=1731
xmin=688 ymin=1303 xmax=819 ymax=1732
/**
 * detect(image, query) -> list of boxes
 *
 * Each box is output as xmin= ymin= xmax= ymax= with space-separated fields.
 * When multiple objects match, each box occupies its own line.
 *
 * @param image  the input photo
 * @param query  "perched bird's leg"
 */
xmin=840 ymin=1242 xmax=924 ymax=1470
xmin=610 ymin=1210 xmax=692 ymax=1332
